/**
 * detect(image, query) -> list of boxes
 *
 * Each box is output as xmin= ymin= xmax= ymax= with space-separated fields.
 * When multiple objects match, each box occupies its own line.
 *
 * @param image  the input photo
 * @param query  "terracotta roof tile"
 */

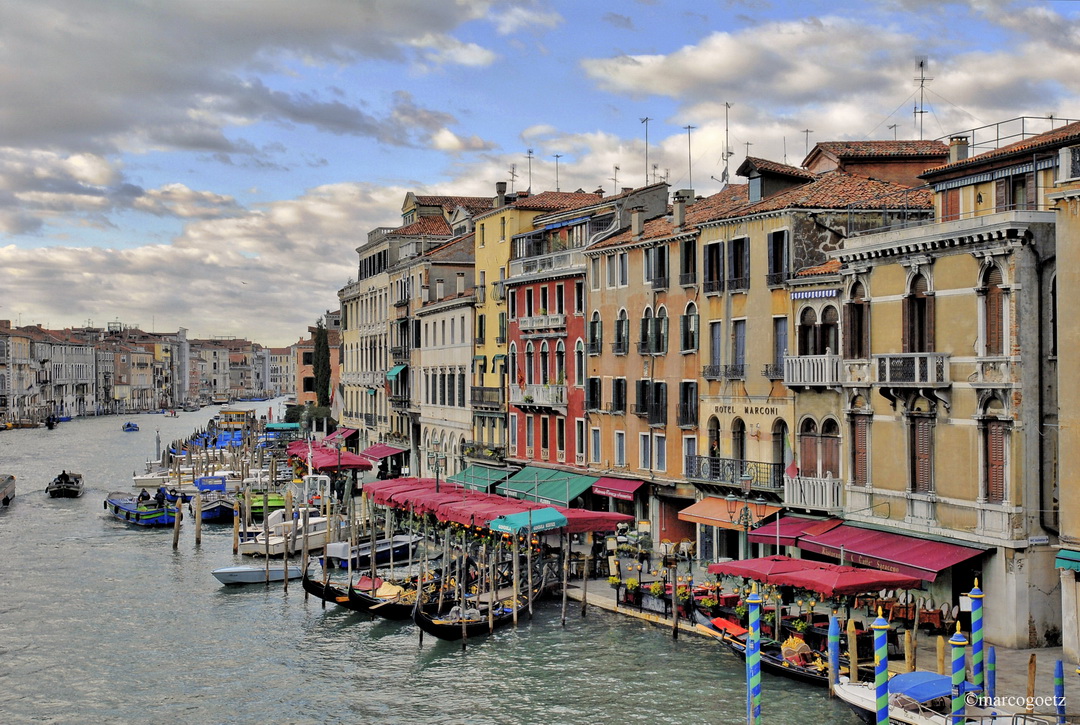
xmin=738 ymin=156 xmax=816 ymax=179
xmin=589 ymin=185 xmax=748 ymax=251
xmin=390 ymin=215 xmax=453 ymax=237
xmin=508 ymin=190 xmax=603 ymax=211
xmin=923 ymin=120 xmax=1080 ymax=175
xmin=414 ymin=195 xmax=494 ymax=214
xmin=796 ymin=258 xmax=842 ymax=277
xmin=725 ymin=170 xmax=932 ymax=216
xmin=809 ymin=140 xmax=948 ymax=160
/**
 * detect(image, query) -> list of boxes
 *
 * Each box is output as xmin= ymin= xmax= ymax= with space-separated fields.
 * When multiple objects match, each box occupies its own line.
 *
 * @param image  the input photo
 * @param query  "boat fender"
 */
xmin=103 ymin=501 xmax=107 ymax=510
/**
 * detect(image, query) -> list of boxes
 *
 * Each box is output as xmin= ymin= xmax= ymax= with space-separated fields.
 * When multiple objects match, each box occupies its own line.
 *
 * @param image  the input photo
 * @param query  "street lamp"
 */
xmin=726 ymin=483 xmax=768 ymax=561
xmin=427 ymin=449 xmax=446 ymax=493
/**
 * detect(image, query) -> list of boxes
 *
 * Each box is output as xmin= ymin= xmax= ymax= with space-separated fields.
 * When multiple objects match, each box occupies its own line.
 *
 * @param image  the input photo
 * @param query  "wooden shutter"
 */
xmin=1025 ymin=172 xmax=1036 ymax=209
xmin=986 ymin=281 xmax=1004 ymax=356
xmin=853 ymin=415 xmax=869 ymax=486
xmin=821 ymin=434 xmax=840 ymax=478
xmin=912 ymin=417 xmax=933 ymax=493
xmin=800 ymin=426 xmax=818 ymax=478
xmin=985 ymin=420 xmax=1006 ymax=503
xmin=742 ymin=238 xmax=751 ymax=286
xmin=942 ymin=188 xmax=960 ymax=221
xmin=995 ymin=179 xmax=1008 ymax=212
xmin=767 ymin=233 xmax=775 ymax=277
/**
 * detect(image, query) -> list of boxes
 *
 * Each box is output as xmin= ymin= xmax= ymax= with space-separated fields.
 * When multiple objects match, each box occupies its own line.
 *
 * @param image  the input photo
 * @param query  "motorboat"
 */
xmin=0 ymin=474 xmax=15 ymax=506
xmin=238 ymin=513 xmax=341 ymax=556
xmin=320 ymin=534 xmax=422 ymax=570
xmin=122 ymin=422 xmax=139 ymax=432
xmin=190 ymin=475 xmax=236 ymax=522
xmin=212 ymin=563 xmax=303 ymax=585
xmin=46 ymin=471 xmax=84 ymax=498
xmin=833 ymin=671 xmax=997 ymax=724
xmin=104 ymin=491 xmax=178 ymax=526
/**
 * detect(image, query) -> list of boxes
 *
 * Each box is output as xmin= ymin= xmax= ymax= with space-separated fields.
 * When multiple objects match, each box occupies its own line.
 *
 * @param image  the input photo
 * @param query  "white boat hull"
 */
xmin=212 ymin=564 xmax=302 ymax=585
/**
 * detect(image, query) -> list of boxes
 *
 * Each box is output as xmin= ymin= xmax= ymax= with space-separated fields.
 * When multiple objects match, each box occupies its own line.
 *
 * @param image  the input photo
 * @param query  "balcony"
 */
xmin=390 ymin=346 xmax=409 ymax=364
xmin=519 ymin=313 xmax=566 ymax=331
xmin=358 ymin=371 xmax=382 ymax=386
xmin=490 ymin=282 xmax=504 ymax=301
xmin=765 ymin=271 xmax=786 ymax=287
xmin=508 ymin=248 xmax=586 ymax=278
xmin=721 ymin=364 xmax=745 ymax=380
xmin=726 ymin=276 xmax=749 ymax=292
xmin=611 ymin=339 xmax=628 ymax=355
xmin=677 ymin=401 xmax=698 ymax=428
xmin=475 ymin=286 xmax=486 ymax=304
xmin=679 ymin=271 xmax=697 ymax=286
xmin=783 ymin=475 xmax=843 ymax=513
xmin=394 ymin=297 xmax=409 ymax=308
xmin=587 ymin=340 xmax=602 ymax=356
xmin=464 ymin=441 xmax=505 ymax=463
xmin=606 ymin=401 xmax=626 ymax=415
xmin=510 ymin=383 xmax=568 ymax=409
xmin=784 ymin=354 xmax=842 ymax=388
xmin=874 ymin=352 xmax=951 ymax=407
xmin=761 ymin=363 xmax=784 ymax=381
xmin=632 ymin=402 xmax=648 ymax=417
xmin=363 ymin=413 xmax=376 ymax=428
xmin=471 ymin=386 xmax=505 ymax=410
xmin=647 ymin=404 xmax=666 ymax=427
xmin=685 ymin=455 xmax=784 ymax=491
xmin=389 ymin=394 xmax=410 ymax=409
xmin=703 ymin=278 xmax=724 ymax=295
xmin=702 ymin=364 xmax=723 ymax=381
xmin=651 ymin=275 xmax=669 ymax=291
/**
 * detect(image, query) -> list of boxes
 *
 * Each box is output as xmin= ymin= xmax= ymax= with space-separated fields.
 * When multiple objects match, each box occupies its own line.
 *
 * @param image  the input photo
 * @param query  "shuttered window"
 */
xmin=820 ymin=419 xmax=840 ymax=478
xmin=799 ymin=420 xmax=818 ymax=478
xmin=844 ymin=282 xmax=870 ymax=359
xmin=942 ymin=188 xmax=960 ymax=221
xmin=985 ymin=420 xmax=1007 ymax=504
xmin=903 ymin=274 xmax=934 ymax=353
xmin=985 ymin=267 xmax=1005 ymax=356
xmin=852 ymin=414 xmax=870 ymax=487
xmin=911 ymin=416 xmax=934 ymax=494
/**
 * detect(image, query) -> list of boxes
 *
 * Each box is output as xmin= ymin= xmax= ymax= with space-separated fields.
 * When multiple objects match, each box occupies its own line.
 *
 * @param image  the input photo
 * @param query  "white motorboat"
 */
xmin=321 ymin=534 xmax=422 ymax=570
xmin=237 ymin=514 xmax=340 ymax=556
xmin=834 ymin=671 xmax=1006 ymax=724
xmin=212 ymin=564 xmax=303 ymax=585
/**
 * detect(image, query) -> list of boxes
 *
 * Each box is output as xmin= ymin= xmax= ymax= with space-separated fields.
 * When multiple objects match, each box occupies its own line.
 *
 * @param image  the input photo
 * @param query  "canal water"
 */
xmin=0 ymin=402 xmax=862 ymax=724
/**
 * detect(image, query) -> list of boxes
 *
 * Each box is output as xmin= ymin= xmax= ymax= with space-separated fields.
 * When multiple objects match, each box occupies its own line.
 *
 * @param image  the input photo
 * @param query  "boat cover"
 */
xmin=888 ymin=671 xmax=981 ymax=701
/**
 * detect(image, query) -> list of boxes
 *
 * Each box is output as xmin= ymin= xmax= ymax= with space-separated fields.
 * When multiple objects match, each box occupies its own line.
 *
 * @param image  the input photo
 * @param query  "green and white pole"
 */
xmin=1055 ymin=659 xmax=1065 ymax=725
xmin=987 ymin=645 xmax=996 ymax=699
xmin=969 ymin=579 xmax=984 ymax=691
xmin=747 ymin=586 xmax=762 ymax=725
xmin=949 ymin=623 xmax=968 ymax=725
xmin=828 ymin=611 xmax=841 ymax=690
xmin=872 ymin=608 xmax=890 ymax=725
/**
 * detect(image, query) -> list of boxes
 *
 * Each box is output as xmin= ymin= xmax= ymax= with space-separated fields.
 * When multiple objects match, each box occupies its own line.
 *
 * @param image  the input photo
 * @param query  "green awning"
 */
xmin=490 ymin=507 xmax=567 ymax=534
xmin=1056 ymin=549 xmax=1080 ymax=572
xmin=386 ymin=364 xmax=406 ymax=380
xmin=446 ymin=464 xmax=510 ymax=493
xmin=496 ymin=466 xmax=598 ymax=507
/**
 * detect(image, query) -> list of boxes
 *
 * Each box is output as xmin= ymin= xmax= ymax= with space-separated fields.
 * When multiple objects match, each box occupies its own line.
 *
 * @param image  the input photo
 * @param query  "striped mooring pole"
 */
xmin=950 ymin=623 xmax=968 ymax=725
xmin=987 ymin=645 xmax=996 ymax=699
xmin=828 ymin=612 xmax=841 ymax=691
xmin=969 ymin=579 xmax=984 ymax=691
xmin=872 ymin=608 xmax=890 ymax=725
xmin=1055 ymin=660 xmax=1065 ymax=725
xmin=746 ymin=586 xmax=762 ymax=725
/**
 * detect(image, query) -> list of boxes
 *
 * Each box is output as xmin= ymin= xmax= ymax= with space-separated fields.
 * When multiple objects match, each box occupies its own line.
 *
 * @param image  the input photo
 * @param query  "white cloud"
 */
xmin=489 ymin=5 xmax=563 ymax=35
xmin=407 ymin=34 xmax=499 ymax=69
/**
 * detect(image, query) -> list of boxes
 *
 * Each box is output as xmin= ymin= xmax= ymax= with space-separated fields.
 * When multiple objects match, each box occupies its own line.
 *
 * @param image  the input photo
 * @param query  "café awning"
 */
xmin=322 ymin=428 xmax=356 ymax=445
xmin=359 ymin=443 xmax=408 ymax=461
xmin=1055 ymin=549 xmax=1080 ymax=572
xmin=446 ymin=464 xmax=510 ymax=493
xmin=592 ymin=477 xmax=644 ymax=501
xmin=677 ymin=497 xmax=782 ymax=530
xmin=797 ymin=524 xmax=986 ymax=581
xmin=496 ymin=466 xmax=598 ymax=507
xmin=747 ymin=515 xmax=842 ymax=546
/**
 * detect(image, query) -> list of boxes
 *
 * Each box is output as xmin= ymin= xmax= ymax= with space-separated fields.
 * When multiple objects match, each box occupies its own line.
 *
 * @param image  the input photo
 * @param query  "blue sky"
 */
xmin=1 ymin=0 xmax=1078 ymax=346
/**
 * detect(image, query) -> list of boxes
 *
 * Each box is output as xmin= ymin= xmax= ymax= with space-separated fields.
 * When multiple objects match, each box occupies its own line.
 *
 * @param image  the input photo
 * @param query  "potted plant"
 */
xmin=791 ymin=618 xmax=809 ymax=639
xmin=649 ymin=580 xmax=665 ymax=597
xmin=608 ymin=575 xmax=622 ymax=589
xmin=700 ymin=595 xmax=719 ymax=613
xmin=624 ymin=577 xmax=641 ymax=605
xmin=735 ymin=602 xmax=748 ymax=621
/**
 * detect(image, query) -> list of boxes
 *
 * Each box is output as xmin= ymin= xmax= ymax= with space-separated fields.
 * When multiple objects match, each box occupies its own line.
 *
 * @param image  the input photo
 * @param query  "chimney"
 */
xmin=456 ymin=272 xmax=465 ymax=295
xmin=949 ymin=136 xmax=969 ymax=163
xmin=672 ymin=191 xmax=688 ymax=230
xmin=495 ymin=181 xmax=507 ymax=208
xmin=436 ymin=278 xmax=445 ymax=300
xmin=631 ymin=206 xmax=644 ymax=239
xmin=621 ymin=187 xmax=633 ymax=194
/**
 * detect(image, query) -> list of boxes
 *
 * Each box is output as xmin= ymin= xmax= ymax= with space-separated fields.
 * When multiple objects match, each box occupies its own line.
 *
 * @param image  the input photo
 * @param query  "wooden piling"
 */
xmin=1027 ymin=653 xmax=1037 ymax=713
xmin=904 ymin=630 xmax=914 ymax=672
xmin=937 ymin=635 xmax=946 ymax=675
xmin=194 ymin=488 xmax=203 ymax=546
xmin=171 ymin=494 xmax=182 ymax=550
xmin=262 ymin=491 xmax=270 ymax=583
xmin=232 ymin=497 xmax=240 ymax=554
xmin=846 ymin=618 xmax=859 ymax=683
xmin=560 ymin=531 xmax=569 ymax=627
xmin=512 ymin=536 xmax=520 ymax=627
xmin=580 ymin=552 xmax=589 ymax=618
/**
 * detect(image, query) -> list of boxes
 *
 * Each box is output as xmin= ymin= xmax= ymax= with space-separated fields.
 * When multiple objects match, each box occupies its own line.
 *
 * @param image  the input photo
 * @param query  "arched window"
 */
xmin=820 ymin=306 xmax=839 ymax=355
xmin=904 ymin=273 xmax=934 ymax=353
xmin=849 ymin=396 xmax=871 ymax=487
xmin=574 ymin=339 xmax=585 ymax=386
xmin=681 ymin=302 xmax=699 ymax=352
xmin=539 ymin=341 xmax=550 ymax=384
xmin=820 ymin=419 xmax=840 ymax=478
xmin=588 ymin=311 xmax=602 ymax=353
xmin=555 ymin=340 xmax=566 ymax=383
xmin=982 ymin=397 xmax=1009 ymax=504
xmin=773 ymin=419 xmax=790 ymax=477
xmin=798 ymin=308 xmax=818 ymax=355
xmin=843 ymin=281 xmax=869 ymax=359
xmin=525 ymin=341 xmax=535 ymax=385
xmin=983 ymin=266 xmax=1005 ymax=356
xmin=707 ymin=417 xmax=721 ymax=457
xmin=508 ymin=343 xmax=518 ymax=388
xmin=655 ymin=307 xmax=669 ymax=354
xmin=799 ymin=419 xmax=818 ymax=477
xmin=639 ymin=306 xmax=654 ymax=354
xmin=732 ymin=418 xmax=746 ymax=464
xmin=615 ymin=309 xmax=629 ymax=354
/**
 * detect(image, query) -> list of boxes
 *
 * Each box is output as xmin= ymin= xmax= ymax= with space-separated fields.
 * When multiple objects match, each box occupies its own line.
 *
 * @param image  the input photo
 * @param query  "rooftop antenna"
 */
xmin=640 ymin=117 xmax=652 ymax=187
xmin=684 ymin=124 xmax=696 ymax=188
xmin=720 ymin=102 xmax=732 ymax=184
xmin=526 ymin=149 xmax=534 ymax=192
xmin=609 ymin=165 xmax=620 ymax=195
xmin=553 ymin=154 xmax=562 ymax=192
xmin=652 ymin=163 xmax=659 ymax=185
xmin=914 ymin=56 xmax=932 ymax=140
xmin=802 ymin=129 xmax=813 ymax=158
xmin=509 ymin=163 xmax=518 ymax=193
xmin=783 ymin=136 xmax=788 ymax=165
xmin=888 ymin=123 xmax=898 ymax=140
xmin=744 ymin=141 xmax=753 ymax=158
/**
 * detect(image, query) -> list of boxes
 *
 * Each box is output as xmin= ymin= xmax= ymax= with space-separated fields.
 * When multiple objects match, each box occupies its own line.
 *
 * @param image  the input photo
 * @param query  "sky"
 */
xmin=2 ymin=0 xmax=1080 ymax=347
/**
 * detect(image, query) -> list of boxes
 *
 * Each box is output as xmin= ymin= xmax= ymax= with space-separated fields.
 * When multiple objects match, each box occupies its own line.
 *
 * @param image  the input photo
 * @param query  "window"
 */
xmin=843 ymin=282 xmax=870 ymax=359
xmin=575 ymin=280 xmax=585 ymax=313
xmin=586 ymin=377 xmax=602 ymax=411
xmin=526 ymin=415 xmax=535 ymax=449
xmin=509 ymin=413 xmax=518 ymax=454
xmin=983 ymin=266 xmax=1005 ymax=356
xmin=303 ymin=351 xmax=314 ymax=365
xmin=590 ymin=427 xmax=601 ymax=463
xmin=607 ymin=255 xmax=617 ymax=288
xmin=680 ymin=303 xmax=699 ymax=352
xmin=476 ymin=314 xmax=486 ymax=343
xmin=539 ymin=341 xmax=550 ymax=384
xmin=645 ymin=245 xmax=669 ymax=288
xmin=525 ymin=342 xmax=535 ymax=384
xmin=910 ymin=413 xmax=934 ymax=494
xmin=556 ymin=284 xmax=565 ymax=314
xmin=766 ymin=230 xmax=788 ymax=286
xmin=508 ymin=343 xmax=517 ymax=387
xmin=458 ymin=372 xmax=465 ymax=407
xmin=574 ymin=340 xmax=585 ymax=385
xmin=639 ymin=433 xmax=652 ymax=469
xmin=612 ymin=378 xmax=626 ymax=413
xmin=942 ymin=188 xmax=960 ymax=221
xmin=654 ymin=434 xmax=666 ymax=471
xmin=799 ymin=419 xmax=818 ymax=476
xmin=540 ymin=286 xmax=549 ymax=314
xmin=525 ymin=289 xmax=534 ymax=317
xmin=772 ymin=317 xmax=787 ymax=369
xmin=982 ymin=399 xmax=1008 ymax=504
xmin=576 ymin=419 xmax=586 ymax=461
xmin=590 ymin=258 xmax=601 ymax=290
xmin=732 ymin=319 xmax=746 ymax=368
xmin=850 ymin=411 xmax=871 ymax=487
xmin=678 ymin=381 xmax=697 ymax=427
xmin=497 ymin=312 xmax=506 ymax=343
xmin=614 ymin=431 xmax=626 ymax=466
xmin=588 ymin=312 xmax=603 ymax=354
xmin=509 ymin=288 xmax=517 ymax=319
xmin=555 ymin=341 xmax=566 ymax=384
xmin=618 ymin=252 xmax=629 ymax=286
xmin=614 ymin=310 xmax=629 ymax=354
xmin=703 ymin=242 xmax=725 ymax=294
xmin=903 ymin=273 xmax=934 ymax=353
xmin=680 ymin=239 xmax=697 ymax=285
xmin=541 ymin=415 xmax=550 ymax=454
xmin=820 ymin=306 xmax=839 ymax=354
xmin=556 ymin=418 xmax=565 ymax=455
xmin=820 ymin=419 xmax=840 ymax=477
xmin=728 ymin=237 xmax=750 ymax=291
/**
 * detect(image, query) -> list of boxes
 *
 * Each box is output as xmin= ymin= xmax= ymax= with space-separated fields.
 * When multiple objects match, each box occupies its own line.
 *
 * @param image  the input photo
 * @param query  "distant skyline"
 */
xmin=2 ymin=0 xmax=1079 ymax=346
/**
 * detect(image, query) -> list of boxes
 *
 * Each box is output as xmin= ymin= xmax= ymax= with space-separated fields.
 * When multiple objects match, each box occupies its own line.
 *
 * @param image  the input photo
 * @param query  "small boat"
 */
xmin=160 ymin=486 xmax=193 ymax=504
xmin=320 ymin=534 xmax=422 ymax=570
xmin=302 ymin=572 xmax=387 ymax=613
xmin=238 ymin=514 xmax=339 ymax=556
xmin=104 ymin=491 xmax=179 ymax=526
xmin=46 ymin=471 xmax=84 ymax=498
xmin=212 ymin=563 xmax=303 ymax=586
xmin=412 ymin=575 xmax=546 ymax=642
xmin=122 ymin=422 xmax=139 ymax=432
xmin=0 ymin=474 xmax=15 ymax=505
xmin=834 ymin=671 xmax=992 ymax=724
xmin=190 ymin=476 xmax=235 ymax=523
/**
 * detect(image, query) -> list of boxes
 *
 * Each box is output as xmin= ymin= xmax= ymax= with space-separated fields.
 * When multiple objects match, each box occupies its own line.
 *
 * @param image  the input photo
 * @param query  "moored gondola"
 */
xmin=301 ymin=569 xmax=376 ymax=613
xmin=411 ymin=575 xmax=545 ymax=642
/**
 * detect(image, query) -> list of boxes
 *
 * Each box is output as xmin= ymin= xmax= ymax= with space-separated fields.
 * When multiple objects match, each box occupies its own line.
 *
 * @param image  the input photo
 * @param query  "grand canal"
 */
xmin=0 ymin=402 xmax=861 ymax=724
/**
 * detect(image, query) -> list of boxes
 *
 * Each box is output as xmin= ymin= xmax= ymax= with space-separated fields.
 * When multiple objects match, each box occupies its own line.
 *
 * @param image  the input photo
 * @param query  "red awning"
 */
xmin=678 ymin=497 xmax=782 ymax=530
xmin=747 ymin=516 xmax=843 ymax=546
xmin=309 ymin=447 xmax=372 ymax=471
xmin=322 ymin=428 xmax=356 ymax=444
xmin=797 ymin=524 xmax=985 ymax=582
xmin=770 ymin=564 xmax=924 ymax=597
xmin=592 ymin=477 xmax=644 ymax=501
xmin=707 ymin=555 xmax=823 ymax=583
xmin=360 ymin=443 xmax=408 ymax=460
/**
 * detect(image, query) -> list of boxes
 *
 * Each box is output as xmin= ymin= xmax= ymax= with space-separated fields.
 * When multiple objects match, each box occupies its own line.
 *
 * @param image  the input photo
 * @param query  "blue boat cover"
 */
xmin=888 ymin=671 xmax=981 ymax=702
xmin=489 ymin=507 xmax=567 ymax=534
xmin=195 ymin=476 xmax=228 ymax=492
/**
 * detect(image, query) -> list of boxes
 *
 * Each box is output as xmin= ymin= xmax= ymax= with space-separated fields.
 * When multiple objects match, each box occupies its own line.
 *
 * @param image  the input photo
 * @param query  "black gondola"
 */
xmin=411 ymin=576 xmax=545 ymax=642
xmin=301 ymin=570 xmax=375 ymax=613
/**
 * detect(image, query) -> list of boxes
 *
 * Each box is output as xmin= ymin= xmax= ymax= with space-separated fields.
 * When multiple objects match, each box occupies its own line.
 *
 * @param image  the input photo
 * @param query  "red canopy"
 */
xmin=707 ymin=555 xmax=823 ymax=583
xmin=309 ymin=447 xmax=373 ymax=471
xmin=769 ymin=564 xmax=924 ymax=597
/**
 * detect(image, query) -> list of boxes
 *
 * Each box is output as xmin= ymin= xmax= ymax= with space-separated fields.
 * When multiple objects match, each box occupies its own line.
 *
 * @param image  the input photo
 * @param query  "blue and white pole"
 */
xmin=987 ymin=645 xmax=996 ymax=700
xmin=747 ymin=585 xmax=762 ymax=725
xmin=872 ymin=608 xmax=890 ymax=725
xmin=828 ymin=611 xmax=841 ymax=691
xmin=969 ymin=579 xmax=984 ymax=691
xmin=949 ymin=623 xmax=968 ymax=725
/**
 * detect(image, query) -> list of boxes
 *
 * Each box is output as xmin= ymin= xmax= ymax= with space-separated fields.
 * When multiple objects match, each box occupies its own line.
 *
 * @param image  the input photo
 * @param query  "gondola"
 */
xmin=411 ymin=575 xmax=545 ymax=642
xmin=301 ymin=569 xmax=378 ymax=613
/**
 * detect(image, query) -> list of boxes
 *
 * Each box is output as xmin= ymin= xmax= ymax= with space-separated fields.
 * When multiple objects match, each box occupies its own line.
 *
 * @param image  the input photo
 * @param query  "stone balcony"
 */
xmin=783 ymin=475 xmax=843 ymax=513
xmin=784 ymin=353 xmax=842 ymax=389
xmin=509 ymin=383 xmax=568 ymax=409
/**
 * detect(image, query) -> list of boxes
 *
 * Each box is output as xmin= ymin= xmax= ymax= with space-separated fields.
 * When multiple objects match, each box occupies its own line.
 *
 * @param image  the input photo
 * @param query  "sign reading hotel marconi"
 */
xmin=711 ymin=405 xmax=782 ymax=417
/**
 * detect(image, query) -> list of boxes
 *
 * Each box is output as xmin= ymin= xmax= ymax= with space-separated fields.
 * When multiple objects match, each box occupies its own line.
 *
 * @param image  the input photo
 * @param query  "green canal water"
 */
xmin=0 ymin=403 xmax=861 ymax=724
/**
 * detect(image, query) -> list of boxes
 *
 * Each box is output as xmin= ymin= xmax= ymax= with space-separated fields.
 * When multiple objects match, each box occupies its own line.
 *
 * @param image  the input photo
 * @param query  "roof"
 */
xmin=412 ymin=195 xmax=493 ymax=215
xmin=725 ymin=170 xmax=933 ymax=216
xmin=389 ymin=215 xmax=452 ymax=237
xmin=508 ymin=190 xmax=603 ymax=212
xmin=737 ymin=156 xmax=816 ymax=180
xmin=923 ymin=119 xmax=1080 ymax=176
xmin=589 ymin=184 xmax=748 ymax=251
xmin=795 ymin=258 xmax=842 ymax=277
xmin=805 ymin=140 xmax=949 ymax=164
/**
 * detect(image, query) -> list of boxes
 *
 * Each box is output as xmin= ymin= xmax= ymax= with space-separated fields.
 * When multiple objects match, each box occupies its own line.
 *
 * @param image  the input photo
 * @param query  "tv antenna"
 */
xmin=914 ymin=56 xmax=932 ymax=140
xmin=888 ymin=124 xmax=898 ymax=140
xmin=640 ymin=117 xmax=653 ymax=187
xmin=609 ymin=165 xmax=620 ymax=194
xmin=553 ymin=154 xmax=562 ymax=192
xmin=719 ymin=102 xmax=732 ymax=185
xmin=684 ymin=125 xmax=696 ymax=188
xmin=802 ymin=129 xmax=813 ymax=158
xmin=508 ymin=163 xmax=518 ymax=193
xmin=526 ymin=149 xmax=534 ymax=192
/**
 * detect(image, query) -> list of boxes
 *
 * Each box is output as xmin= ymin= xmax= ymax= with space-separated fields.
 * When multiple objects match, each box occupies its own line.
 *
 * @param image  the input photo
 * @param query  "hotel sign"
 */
xmin=712 ymin=404 xmax=781 ymax=417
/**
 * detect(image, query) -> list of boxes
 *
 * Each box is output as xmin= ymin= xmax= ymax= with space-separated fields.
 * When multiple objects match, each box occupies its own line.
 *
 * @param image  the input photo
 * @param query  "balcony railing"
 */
xmin=703 ymin=364 xmax=723 ymax=381
xmin=762 ymin=363 xmax=784 ymax=380
xmin=464 ymin=441 xmax=505 ymax=463
xmin=651 ymin=275 xmax=669 ymax=291
xmin=587 ymin=340 xmax=602 ymax=355
xmin=873 ymin=353 xmax=950 ymax=386
xmin=508 ymin=248 xmax=586 ymax=278
xmin=726 ymin=276 xmax=749 ymax=292
xmin=509 ymin=383 xmax=568 ymax=408
xmin=389 ymin=394 xmax=410 ymax=409
xmin=390 ymin=346 xmax=409 ymax=363
xmin=679 ymin=271 xmax=697 ymax=286
xmin=677 ymin=401 xmax=698 ymax=428
xmin=519 ymin=313 xmax=566 ymax=331
xmin=606 ymin=401 xmax=626 ymax=415
xmin=685 ymin=455 xmax=784 ymax=490
xmin=647 ymin=404 xmax=666 ymax=427
xmin=471 ymin=386 xmax=505 ymax=409
xmin=784 ymin=353 xmax=842 ymax=387
xmin=783 ymin=475 xmax=843 ymax=512
xmin=632 ymin=402 xmax=648 ymax=417
xmin=722 ymin=364 xmax=745 ymax=380
xmin=611 ymin=339 xmax=628 ymax=355
xmin=765 ymin=271 xmax=787 ymax=286
xmin=359 ymin=371 xmax=382 ymax=386
xmin=703 ymin=278 xmax=724 ymax=295
xmin=363 ymin=413 xmax=376 ymax=428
